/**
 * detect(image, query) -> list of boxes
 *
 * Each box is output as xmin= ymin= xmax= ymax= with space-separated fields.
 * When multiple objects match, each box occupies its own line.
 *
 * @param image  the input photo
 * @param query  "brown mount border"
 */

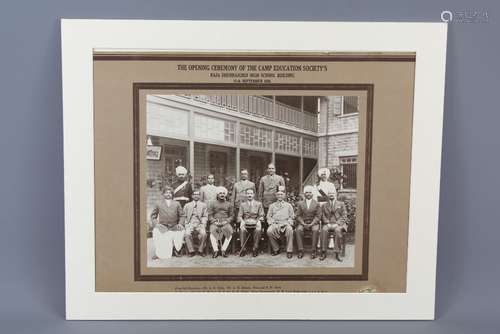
xmin=95 ymin=53 xmax=415 ymax=62
xmin=133 ymin=83 xmax=373 ymax=281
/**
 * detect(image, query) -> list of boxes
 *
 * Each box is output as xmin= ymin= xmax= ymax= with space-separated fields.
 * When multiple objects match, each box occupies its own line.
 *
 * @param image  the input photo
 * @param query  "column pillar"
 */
xmin=299 ymin=136 xmax=304 ymax=193
xmin=236 ymin=120 xmax=241 ymax=182
xmin=189 ymin=110 xmax=195 ymax=182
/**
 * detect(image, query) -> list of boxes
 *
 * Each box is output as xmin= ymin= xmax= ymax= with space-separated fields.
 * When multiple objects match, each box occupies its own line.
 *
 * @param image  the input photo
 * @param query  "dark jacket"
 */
xmin=321 ymin=200 xmax=347 ymax=225
xmin=295 ymin=199 xmax=321 ymax=226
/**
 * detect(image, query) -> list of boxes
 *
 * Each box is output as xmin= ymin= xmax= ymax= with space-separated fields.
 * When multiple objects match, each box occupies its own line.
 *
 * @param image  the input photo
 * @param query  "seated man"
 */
xmin=237 ymin=188 xmax=264 ymax=257
xmin=266 ymin=186 xmax=295 ymax=259
xmin=150 ymin=187 xmax=185 ymax=259
xmin=208 ymin=186 xmax=234 ymax=258
xmin=295 ymin=185 xmax=322 ymax=259
xmin=183 ymin=189 xmax=208 ymax=257
xmin=320 ymin=189 xmax=348 ymax=261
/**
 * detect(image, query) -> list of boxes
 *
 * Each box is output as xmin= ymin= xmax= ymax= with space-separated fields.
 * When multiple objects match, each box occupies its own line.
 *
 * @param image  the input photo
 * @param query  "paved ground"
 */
xmin=146 ymin=238 xmax=354 ymax=268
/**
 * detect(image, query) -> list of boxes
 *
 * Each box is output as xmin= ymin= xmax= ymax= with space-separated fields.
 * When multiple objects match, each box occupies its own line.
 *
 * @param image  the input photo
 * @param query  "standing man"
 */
xmin=320 ymin=189 xmax=348 ymax=261
xmin=237 ymin=188 xmax=264 ymax=257
xmin=150 ymin=187 xmax=185 ymax=259
xmin=172 ymin=166 xmax=193 ymax=208
xmin=295 ymin=185 xmax=322 ymax=259
xmin=314 ymin=167 xmax=337 ymax=205
xmin=258 ymin=163 xmax=286 ymax=216
xmin=183 ymin=189 xmax=208 ymax=257
xmin=200 ymin=174 xmax=218 ymax=205
xmin=208 ymin=186 xmax=234 ymax=258
xmin=231 ymin=169 xmax=256 ymax=219
xmin=266 ymin=186 xmax=295 ymax=258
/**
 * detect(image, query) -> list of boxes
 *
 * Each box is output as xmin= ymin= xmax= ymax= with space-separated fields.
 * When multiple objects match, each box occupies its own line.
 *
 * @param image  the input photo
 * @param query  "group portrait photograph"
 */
xmin=145 ymin=94 xmax=359 ymax=268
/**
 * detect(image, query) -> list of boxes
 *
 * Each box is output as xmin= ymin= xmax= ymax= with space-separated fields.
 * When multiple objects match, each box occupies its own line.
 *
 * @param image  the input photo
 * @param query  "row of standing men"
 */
xmin=150 ymin=163 xmax=348 ymax=261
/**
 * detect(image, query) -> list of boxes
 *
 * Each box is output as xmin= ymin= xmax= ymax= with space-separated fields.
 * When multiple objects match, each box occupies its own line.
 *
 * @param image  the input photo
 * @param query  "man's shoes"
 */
xmin=188 ymin=252 xmax=195 ymax=257
xmin=311 ymin=251 xmax=317 ymax=259
xmin=335 ymin=254 xmax=343 ymax=262
xmin=252 ymin=249 xmax=259 ymax=257
xmin=212 ymin=251 xmax=220 ymax=258
xmin=271 ymin=250 xmax=279 ymax=256
xmin=319 ymin=252 xmax=327 ymax=261
xmin=172 ymin=249 xmax=182 ymax=257
xmin=298 ymin=251 xmax=304 ymax=259
xmin=287 ymin=252 xmax=293 ymax=259
xmin=198 ymin=251 xmax=206 ymax=257
xmin=221 ymin=250 xmax=228 ymax=258
xmin=239 ymin=250 xmax=246 ymax=257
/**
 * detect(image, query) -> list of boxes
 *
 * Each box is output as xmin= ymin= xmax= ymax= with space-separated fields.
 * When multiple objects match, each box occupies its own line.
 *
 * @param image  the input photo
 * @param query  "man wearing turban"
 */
xmin=171 ymin=165 xmax=193 ymax=208
xmin=314 ymin=167 xmax=337 ymax=205
xmin=208 ymin=186 xmax=234 ymax=258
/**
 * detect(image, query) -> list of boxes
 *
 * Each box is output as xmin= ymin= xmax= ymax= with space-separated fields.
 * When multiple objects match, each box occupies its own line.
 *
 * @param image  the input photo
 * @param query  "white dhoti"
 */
xmin=152 ymin=226 xmax=185 ymax=259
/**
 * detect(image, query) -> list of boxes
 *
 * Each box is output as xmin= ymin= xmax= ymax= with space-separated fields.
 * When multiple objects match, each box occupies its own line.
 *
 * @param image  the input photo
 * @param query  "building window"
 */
xmin=342 ymin=96 xmax=359 ymax=115
xmin=240 ymin=124 xmax=273 ymax=150
xmin=275 ymin=132 xmax=300 ymax=155
xmin=302 ymin=138 xmax=318 ymax=157
xmin=340 ymin=156 xmax=357 ymax=189
xmin=193 ymin=113 xmax=236 ymax=144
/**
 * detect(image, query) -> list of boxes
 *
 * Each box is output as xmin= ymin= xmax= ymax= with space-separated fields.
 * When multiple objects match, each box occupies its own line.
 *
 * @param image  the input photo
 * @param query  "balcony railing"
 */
xmin=182 ymin=95 xmax=318 ymax=133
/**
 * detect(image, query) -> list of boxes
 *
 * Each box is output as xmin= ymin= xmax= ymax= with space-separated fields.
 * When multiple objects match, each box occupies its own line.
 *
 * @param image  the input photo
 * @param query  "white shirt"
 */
xmin=305 ymin=199 xmax=312 ymax=209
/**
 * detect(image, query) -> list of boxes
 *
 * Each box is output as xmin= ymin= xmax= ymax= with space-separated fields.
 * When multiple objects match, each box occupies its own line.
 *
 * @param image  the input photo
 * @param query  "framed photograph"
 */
xmin=146 ymin=145 xmax=162 ymax=161
xmin=62 ymin=20 xmax=447 ymax=319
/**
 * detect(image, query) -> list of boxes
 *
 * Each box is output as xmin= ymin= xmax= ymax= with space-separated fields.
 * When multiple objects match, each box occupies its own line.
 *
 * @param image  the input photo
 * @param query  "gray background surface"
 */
xmin=0 ymin=0 xmax=499 ymax=333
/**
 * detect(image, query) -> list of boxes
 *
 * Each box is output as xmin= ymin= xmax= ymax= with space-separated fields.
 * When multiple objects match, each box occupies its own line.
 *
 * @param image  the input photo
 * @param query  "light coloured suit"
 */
xmin=237 ymin=199 xmax=264 ymax=251
xmin=266 ymin=200 xmax=294 ymax=253
xmin=183 ymin=200 xmax=208 ymax=253
xmin=199 ymin=184 xmax=218 ymax=205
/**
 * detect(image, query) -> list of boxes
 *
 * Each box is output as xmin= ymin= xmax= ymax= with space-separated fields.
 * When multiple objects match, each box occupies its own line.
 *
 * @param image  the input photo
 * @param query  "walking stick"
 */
xmin=238 ymin=227 xmax=254 ymax=256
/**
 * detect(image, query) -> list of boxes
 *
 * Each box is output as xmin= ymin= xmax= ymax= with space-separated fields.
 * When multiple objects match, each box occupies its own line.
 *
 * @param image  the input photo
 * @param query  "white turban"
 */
xmin=216 ymin=186 xmax=228 ymax=195
xmin=303 ymin=185 xmax=315 ymax=193
xmin=318 ymin=167 xmax=330 ymax=178
xmin=175 ymin=166 xmax=187 ymax=175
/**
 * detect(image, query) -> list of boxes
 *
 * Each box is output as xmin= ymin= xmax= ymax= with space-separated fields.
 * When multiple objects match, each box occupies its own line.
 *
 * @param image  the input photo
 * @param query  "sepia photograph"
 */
xmin=145 ymin=94 xmax=359 ymax=268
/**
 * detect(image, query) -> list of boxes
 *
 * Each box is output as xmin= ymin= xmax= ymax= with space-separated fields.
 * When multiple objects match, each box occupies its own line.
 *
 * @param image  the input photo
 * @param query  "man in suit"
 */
xmin=208 ymin=186 xmax=234 ymax=258
xmin=258 ymin=163 xmax=286 ymax=216
xmin=150 ymin=187 xmax=185 ymax=259
xmin=266 ymin=186 xmax=295 ymax=258
xmin=320 ymin=189 xmax=348 ymax=261
xmin=295 ymin=185 xmax=322 ymax=259
xmin=237 ymin=188 xmax=264 ymax=257
xmin=183 ymin=189 xmax=208 ymax=257
xmin=172 ymin=166 xmax=193 ymax=208
xmin=200 ymin=174 xmax=218 ymax=205
xmin=231 ymin=169 xmax=256 ymax=219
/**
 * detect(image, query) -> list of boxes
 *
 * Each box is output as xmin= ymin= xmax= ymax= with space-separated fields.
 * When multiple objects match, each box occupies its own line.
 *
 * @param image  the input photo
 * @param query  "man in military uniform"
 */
xmin=231 ymin=169 xmax=256 ymax=219
xmin=320 ymin=189 xmax=348 ymax=261
xmin=294 ymin=185 xmax=322 ymax=259
xmin=237 ymin=188 xmax=264 ymax=257
xmin=150 ymin=187 xmax=185 ymax=259
xmin=266 ymin=186 xmax=295 ymax=258
xmin=200 ymin=174 xmax=218 ymax=205
xmin=314 ymin=167 xmax=337 ymax=205
xmin=258 ymin=163 xmax=286 ymax=215
xmin=171 ymin=166 xmax=193 ymax=208
xmin=208 ymin=186 xmax=234 ymax=258
xmin=183 ymin=189 xmax=208 ymax=257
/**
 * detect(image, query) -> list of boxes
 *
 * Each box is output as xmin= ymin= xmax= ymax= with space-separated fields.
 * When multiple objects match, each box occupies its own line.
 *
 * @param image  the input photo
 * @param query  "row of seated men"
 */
xmin=150 ymin=165 xmax=348 ymax=262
